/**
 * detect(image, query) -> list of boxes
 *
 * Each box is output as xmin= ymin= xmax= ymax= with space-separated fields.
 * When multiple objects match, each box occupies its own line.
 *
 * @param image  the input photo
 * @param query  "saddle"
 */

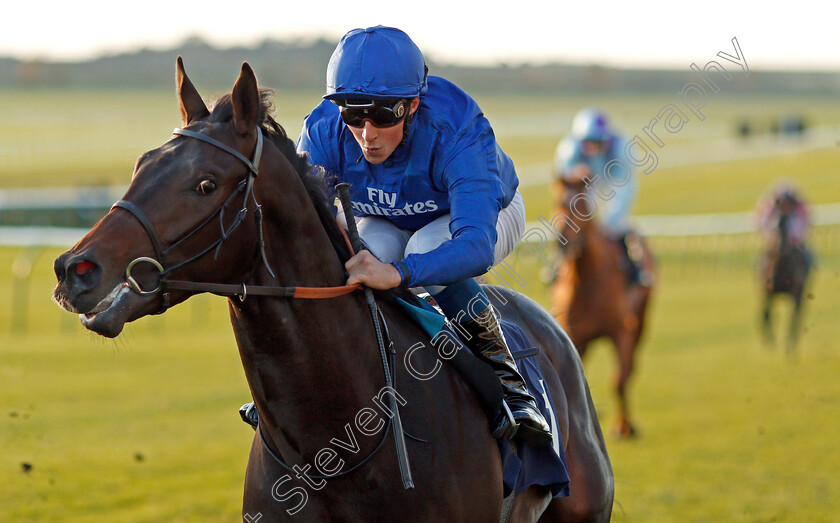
xmin=393 ymin=290 xmax=571 ymax=498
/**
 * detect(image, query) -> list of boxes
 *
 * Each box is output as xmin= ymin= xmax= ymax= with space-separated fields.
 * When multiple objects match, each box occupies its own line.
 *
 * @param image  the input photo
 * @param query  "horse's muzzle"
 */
xmin=54 ymin=239 xmax=173 ymax=337
xmin=54 ymin=252 xmax=104 ymax=307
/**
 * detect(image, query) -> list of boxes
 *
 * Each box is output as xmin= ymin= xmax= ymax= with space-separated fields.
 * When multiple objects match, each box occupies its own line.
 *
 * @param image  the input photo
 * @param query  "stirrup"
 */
xmin=239 ymin=402 xmax=258 ymax=430
xmin=492 ymin=400 xmax=553 ymax=448
xmin=508 ymin=398 xmax=554 ymax=448
xmin=492 ymin=400 xmax=519 ymax=441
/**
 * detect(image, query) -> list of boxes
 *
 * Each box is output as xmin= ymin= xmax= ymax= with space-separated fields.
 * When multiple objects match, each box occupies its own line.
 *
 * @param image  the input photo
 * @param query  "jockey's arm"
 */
xmin=600 ymin=169 xmax=637 ymax=232
xmin=399 ymin=146 xmax=504 ymax=288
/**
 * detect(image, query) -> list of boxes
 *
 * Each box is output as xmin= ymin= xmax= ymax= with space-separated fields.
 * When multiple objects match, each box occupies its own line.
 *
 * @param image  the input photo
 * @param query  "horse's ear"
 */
xmin=176 ymin=56 xmax=209 ymax=126
xmin=231 ymin=62 xmax=261 ymax=135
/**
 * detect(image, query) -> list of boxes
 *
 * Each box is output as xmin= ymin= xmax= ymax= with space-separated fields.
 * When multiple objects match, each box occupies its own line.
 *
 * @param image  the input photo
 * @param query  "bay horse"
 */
xmin=549 ymin=176 xmax=655 ymax=438
xmin=52 ymin=59 xmax=613 ymax=521
xmin=759 ymin=208 xmax=812 ymax=355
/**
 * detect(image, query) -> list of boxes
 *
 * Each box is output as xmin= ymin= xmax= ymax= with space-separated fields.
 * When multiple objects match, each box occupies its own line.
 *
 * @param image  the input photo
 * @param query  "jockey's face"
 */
xmin=348 ymin=98 xmax=419 ymax=164
xmin=777 ymin=197 xmax=794 ymax=214
xmin=582 ymin=139 xmax=607 ymax=157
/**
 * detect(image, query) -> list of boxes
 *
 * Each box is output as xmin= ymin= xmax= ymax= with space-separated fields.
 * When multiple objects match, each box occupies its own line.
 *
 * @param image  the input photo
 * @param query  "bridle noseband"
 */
xmin=113 ymin=126 xmax=329 ymax=311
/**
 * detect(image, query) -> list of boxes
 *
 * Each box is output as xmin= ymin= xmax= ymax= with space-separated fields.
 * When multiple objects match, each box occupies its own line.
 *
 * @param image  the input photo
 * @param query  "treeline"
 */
xmin=1 ymin=36 xmax=838 ymax=95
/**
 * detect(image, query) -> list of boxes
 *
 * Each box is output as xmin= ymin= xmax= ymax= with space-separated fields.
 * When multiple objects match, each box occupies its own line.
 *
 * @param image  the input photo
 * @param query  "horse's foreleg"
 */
xmin=787 ymin=292 xmax=805 ymax=355
xmin=761 ymin=295 xmax=774 ymax=347
xmin=613 ymin=332 xmax=636 ymax=438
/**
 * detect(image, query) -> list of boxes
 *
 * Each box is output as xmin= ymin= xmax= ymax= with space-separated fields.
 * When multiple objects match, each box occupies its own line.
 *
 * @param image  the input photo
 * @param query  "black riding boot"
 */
xmin=619 ymin=233 xmax=651 ymax=287
xmin=456 ymin=304 xmax=553 ymax=447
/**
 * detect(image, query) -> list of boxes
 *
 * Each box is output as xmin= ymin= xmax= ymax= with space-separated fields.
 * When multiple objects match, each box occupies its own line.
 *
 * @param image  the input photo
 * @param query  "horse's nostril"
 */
xmin=62 ymin=255 xmax=103 ymax=291
xmin=75 ymin=260 xmax=96 ymax=276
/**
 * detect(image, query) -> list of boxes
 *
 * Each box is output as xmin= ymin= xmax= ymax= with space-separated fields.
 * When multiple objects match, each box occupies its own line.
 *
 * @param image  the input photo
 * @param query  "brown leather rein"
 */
xmin=111 ymin=126 xmax=360 ymax=309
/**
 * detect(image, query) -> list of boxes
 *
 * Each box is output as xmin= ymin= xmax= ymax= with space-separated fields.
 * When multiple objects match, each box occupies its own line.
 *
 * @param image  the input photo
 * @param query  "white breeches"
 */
xmin=349 ymin=191 xmax=525 ymax=293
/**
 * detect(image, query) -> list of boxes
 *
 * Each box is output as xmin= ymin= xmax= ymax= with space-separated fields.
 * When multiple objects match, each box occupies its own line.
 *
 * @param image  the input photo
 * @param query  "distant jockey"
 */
xmin=755 ymin=181 xmax=814 ymax=268
xmin=553 ymin=108 xmax=648 ymax=286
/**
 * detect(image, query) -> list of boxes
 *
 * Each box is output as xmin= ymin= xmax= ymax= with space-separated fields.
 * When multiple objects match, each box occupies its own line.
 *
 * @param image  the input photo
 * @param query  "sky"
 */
xmin=1 ymin=1 xmax=837 ymax=71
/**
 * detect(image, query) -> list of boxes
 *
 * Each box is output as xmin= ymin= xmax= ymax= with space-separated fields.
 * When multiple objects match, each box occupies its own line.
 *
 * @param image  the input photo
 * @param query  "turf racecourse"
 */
xmin=2 ymin=87 xmax=839 ymax=521
xmin=2 ymin=233 xmax=838 ymax=521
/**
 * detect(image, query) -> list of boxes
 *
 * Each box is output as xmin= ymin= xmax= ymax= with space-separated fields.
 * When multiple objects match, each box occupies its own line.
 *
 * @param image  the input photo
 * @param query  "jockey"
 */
xmin=553 ymin=108 xmax=647 ymax=285
xmin=755 ymin=182 xmax=814 ymax=266
xmin=295 ymin=26 xmax=551 ymax=447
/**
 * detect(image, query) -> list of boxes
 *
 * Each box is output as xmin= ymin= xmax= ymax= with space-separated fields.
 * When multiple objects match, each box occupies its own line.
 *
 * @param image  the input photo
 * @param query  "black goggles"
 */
xmin=338 ymin=99 xmax=408 ymax=128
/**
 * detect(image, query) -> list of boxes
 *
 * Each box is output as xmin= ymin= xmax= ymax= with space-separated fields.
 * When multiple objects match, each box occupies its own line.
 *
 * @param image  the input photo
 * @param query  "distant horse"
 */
xmin=53 ymin=59 xmax=613 ymax=521
xmin=760 ymin=211 xmax=812 ymax=354
xmin=550 ymin=177 xmax=655 ymax=438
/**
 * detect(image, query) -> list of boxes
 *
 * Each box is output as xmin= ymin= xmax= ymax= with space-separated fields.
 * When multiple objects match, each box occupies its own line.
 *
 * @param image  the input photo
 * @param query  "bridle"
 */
xmin=112 ymin=126 xmax=359 ymax=312
xmin=111 ymin=124 xmax=414 ymax=489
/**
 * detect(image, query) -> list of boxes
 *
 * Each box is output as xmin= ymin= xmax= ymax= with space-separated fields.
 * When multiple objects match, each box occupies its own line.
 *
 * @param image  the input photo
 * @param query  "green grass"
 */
xmin=519 ymin=145 xmax=840 ymax=221
xmin=492 ymin=227 xmax=840 ymax=522
xmin=2 ymin=227 xmax=839 ymax=521
xmin=481 ymin=92 xmax=840 ymax=217
xmin=0 ymin=88 xmax=323 ymax=188
xmin=2 ymin=247 xmax=248 ymax=522
xmin=4 ymin=89 xmax=839 ymax=216
xmin=2 ymin=88 xmax=839 ymax=520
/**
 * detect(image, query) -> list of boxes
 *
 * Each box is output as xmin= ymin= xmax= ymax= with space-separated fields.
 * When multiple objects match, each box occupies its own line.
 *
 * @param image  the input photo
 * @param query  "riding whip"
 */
xmin=336 ymin=183 xmax=414 ymax=490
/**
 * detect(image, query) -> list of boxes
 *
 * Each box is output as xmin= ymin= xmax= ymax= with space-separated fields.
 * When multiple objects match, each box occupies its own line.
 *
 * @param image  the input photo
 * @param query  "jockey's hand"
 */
xmin=567 ymin=163 xmax=591 ymax=182
xmin=345 ymin=250 xmax=402 ymax=290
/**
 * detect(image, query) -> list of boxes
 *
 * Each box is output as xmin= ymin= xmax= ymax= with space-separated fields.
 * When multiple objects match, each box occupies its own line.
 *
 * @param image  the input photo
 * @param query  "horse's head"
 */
xmin=554 ymin=170 xmax=595 ymax=258
xmin=54 ymin=58 xmax=308 ymax=337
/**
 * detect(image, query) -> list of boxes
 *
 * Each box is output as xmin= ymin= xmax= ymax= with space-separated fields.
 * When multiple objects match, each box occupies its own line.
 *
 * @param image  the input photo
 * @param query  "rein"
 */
xmin=113 ymin=124 xmax=412 ymax=486
xmin=111 ymin=126 xmax=360 ymax=308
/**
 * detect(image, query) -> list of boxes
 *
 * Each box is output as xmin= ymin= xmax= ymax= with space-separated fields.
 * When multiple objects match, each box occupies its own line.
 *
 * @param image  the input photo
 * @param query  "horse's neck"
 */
xmin=231 ymin=152 xmax=383 ymax=455
xmin=777 ymin=212 xmax=791 ymax=240
xmin=573 ymin=226 xmax=610 ymax=280
xmin=230 ymin=295 xmax=381 ymax=443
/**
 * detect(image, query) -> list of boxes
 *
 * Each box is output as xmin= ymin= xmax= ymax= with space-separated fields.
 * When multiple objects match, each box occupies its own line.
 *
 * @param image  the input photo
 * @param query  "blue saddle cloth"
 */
xmin=397 ymin=298 xmax=571 ymax=498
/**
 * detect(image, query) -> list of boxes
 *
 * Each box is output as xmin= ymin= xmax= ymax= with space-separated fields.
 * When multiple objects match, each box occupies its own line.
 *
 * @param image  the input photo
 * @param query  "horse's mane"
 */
xmin=209 ymin=91 xmax=351 ymax=264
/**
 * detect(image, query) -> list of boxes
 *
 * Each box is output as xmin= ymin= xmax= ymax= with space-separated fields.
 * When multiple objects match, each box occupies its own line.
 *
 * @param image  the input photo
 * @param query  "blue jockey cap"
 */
xmin=324 ymin=26 xmax=428 ymax=102
xmin=571 ymin=107 xmax=612 ymax=142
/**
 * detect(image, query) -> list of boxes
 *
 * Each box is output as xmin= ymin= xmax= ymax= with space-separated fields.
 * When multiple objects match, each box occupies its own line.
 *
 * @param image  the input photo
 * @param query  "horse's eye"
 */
xmin=197 ymin=179 xmax=217 ymax=195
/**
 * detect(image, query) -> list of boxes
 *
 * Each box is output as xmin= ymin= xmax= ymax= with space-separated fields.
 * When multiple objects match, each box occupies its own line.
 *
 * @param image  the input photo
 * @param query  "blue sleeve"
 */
xmin=601 ymin=176 xmax=636 ymax=230
xmin=600 ymin=138 xmax=637 ymax=230
xmin=296 ymin=101 xmax=342 ymax=203
xmin=400 ymin=134 xmax=505 ymax=287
